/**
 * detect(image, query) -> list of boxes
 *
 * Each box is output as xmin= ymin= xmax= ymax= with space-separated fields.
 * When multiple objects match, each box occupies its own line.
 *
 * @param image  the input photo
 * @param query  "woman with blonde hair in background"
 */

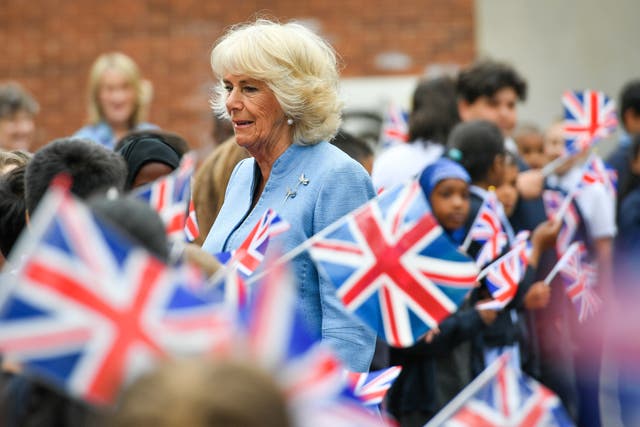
xmin=74 ymin=52 xmax=158 ymax=149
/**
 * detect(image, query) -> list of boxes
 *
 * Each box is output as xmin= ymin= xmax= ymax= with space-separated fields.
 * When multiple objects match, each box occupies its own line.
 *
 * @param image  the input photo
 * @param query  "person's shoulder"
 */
xmin=308 ymin=140 xmax=367 ymax=173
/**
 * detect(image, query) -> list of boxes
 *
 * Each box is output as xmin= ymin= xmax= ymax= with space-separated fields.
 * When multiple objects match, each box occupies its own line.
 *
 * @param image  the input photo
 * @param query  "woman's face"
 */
xmin=98 ymin=68 xmax=137 ymax=127
xmin=429 ymin=178 xmax=470 ymax=231
xmin=223 ymin=74 xmax=289 ymax=153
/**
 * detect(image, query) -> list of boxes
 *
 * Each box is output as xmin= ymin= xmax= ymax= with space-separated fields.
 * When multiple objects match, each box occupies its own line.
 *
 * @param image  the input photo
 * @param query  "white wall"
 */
xmin=476 ymin=0 xmax=640 ymax=132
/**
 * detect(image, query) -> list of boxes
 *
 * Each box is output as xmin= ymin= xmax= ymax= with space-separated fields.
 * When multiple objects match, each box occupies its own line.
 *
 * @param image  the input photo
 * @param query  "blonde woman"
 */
xmin=201 ymin=19 xmax=376 ymax=371
xmin=74 ymin=52 xmax=157 ymax=149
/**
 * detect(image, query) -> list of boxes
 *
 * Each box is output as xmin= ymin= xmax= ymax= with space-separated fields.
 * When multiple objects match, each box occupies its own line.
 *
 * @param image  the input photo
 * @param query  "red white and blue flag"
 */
xmin=214 ymin=208 xmax=289 ymax=280
xmin=132 ymin=153 xmax=199 ymax=242
xmin=477 ymin=241 xmax=530 ymax=310
xmin=578 ymin=154 xmax=618 ymax=198
xmin=464 ymin=193 xmax=509 ymax=267
xmin=380 ymin=102 xmax=409 ymax=149
xmin=543 ymin=189 xmax=579 ymax=254
xmin=240 ymin=261 xmax=368 ymax=423
xmin=562 ymin=90 xmax=618 ymax=155
xmin=309 ymin=181 xmax=478 ymax=348
xmin=346 ymin=366 xmax=402 ymax=407
xmin=0 ymin=182 xmax=231 ymax=404
xmin=557 ymin=242 xmax=601 ymax=323
xmin=428 ymin=355 xmax=574 ymax=426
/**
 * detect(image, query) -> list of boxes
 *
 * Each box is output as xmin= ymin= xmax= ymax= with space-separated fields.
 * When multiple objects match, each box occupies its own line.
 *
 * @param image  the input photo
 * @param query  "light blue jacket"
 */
xmin=202 ymin=141 xmax=377 ymax=371
xmin=73 ymin=122 xmax=158 ymax=150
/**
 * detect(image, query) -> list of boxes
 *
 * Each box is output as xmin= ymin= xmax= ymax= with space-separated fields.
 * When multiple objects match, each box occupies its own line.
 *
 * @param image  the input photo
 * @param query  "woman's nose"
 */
xmin=226 ymin=88 xmax=242 ymax=112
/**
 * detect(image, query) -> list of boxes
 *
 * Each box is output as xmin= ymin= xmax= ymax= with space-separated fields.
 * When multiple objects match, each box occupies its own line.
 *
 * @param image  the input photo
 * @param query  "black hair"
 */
xmin=116 ymin=133 xmax=182 ymax=190
xmin=25 ymin=138 xmax=127 ymax=214
xmin=114 ymin=130 xmax=190 ymax=156
xmin=409 ymin=76 xmax=460 ymax=143
xmin=88 ymin=196 xmax=169 ymax=262
xmin=619 ymin=80 xmax=640 ymax=131
xmin=456 ymin=60 xmax=527 ymax=104
xmin=0 ymin=166 xmax=27 ymax=257
xmin=330 ymin=129 xmax=373 ymax=164
xmin=446 ymin=120 xmax=505 ymax=182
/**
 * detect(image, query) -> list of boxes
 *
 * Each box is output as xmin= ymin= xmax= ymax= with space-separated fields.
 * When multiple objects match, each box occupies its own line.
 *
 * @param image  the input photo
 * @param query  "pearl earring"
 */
xmin=287 ymin=118 xmax=294 ymax=126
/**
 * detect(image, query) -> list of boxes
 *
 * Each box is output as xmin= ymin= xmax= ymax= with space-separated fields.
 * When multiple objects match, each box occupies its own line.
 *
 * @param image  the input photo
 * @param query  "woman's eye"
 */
xmin=243 ymin=86 xmax=258 ymax=93
xmin=224 ymin=86 xmax=232 ymax=93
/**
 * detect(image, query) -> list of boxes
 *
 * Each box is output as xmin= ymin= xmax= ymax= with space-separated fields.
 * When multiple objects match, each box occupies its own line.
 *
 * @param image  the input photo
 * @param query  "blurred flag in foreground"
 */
xmin=133 ymin=153 xmax=199 ymax=242
xmin=427 ymin=354 xmax=574 ymax=426
xmin=0 ymin=180 xmax=229 ymax=404
xmin=309 ymin=181 xmax=478 ymax=348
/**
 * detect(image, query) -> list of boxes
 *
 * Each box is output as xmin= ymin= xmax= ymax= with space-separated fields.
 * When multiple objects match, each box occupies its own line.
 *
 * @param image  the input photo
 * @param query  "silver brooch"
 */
xmin=283 ymin=173 xmax=310 ymax=203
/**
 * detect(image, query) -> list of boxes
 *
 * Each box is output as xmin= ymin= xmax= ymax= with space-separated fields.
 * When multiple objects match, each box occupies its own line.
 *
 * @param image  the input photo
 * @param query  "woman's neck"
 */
xmin=250 ymin=133 xmax=293 ymax=183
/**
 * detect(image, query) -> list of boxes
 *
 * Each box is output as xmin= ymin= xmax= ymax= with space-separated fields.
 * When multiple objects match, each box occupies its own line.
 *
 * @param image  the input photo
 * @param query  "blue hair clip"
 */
xmin=447 ymin=148 xmax=463 ymax=162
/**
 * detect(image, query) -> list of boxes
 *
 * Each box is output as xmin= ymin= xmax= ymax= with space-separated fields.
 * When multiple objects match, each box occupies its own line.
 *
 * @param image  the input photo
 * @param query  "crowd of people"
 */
xmin=0 ymin=17 xmax=639 ymax=427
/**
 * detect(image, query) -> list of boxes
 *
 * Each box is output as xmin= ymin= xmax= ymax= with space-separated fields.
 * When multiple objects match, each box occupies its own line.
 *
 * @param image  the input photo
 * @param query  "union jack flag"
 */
xmin=214 ymin=208 xmax=289 ymax=279
xmin=309 ymin=181 xmax=478 ymax=348
xmin=132 ymin=153 xmax=199 ymax=242
xmin=184 ymin=199 xmax=199 ymax=242
xmin=542 ymin=189 xmax=579 ymax=254
xmin=578 ymin=154 xmax=618 ymax=198
xmin=346 ymin=366 xmax=402 ymax=407
xmin=0 ymin=183 xmax=231 ymax=404
xmin=562 ymin=90 xmax=618 ymax=155
xmin=477 ymin=241 xmax=530 ymax=310
xmin=557 ymin=242 xmax=602 ymax=323
xmin=428 ymin=355 xmax=574 ymax=426
xmin=240 ymin=261 xmax=359 ymax=419
xmin=464 ymin=192 xmax=509 ymax=267
xmin=379 ymin=102 xmax=409 ymax=149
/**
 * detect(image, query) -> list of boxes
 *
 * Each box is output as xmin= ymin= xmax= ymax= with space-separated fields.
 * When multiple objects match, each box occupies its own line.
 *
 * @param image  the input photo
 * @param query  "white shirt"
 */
xmin=371 ymin=140 xmax=444 ymax=192
xmin=547 ymin=163 xmax=617 ymax=240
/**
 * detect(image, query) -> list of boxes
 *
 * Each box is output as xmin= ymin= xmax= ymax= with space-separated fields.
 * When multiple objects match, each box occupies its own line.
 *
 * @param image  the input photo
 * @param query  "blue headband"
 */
xmin=418 ymin=157 xmax=470 ymax=199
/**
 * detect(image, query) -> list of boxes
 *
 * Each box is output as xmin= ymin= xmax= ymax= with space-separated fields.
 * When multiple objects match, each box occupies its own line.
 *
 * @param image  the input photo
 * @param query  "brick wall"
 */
xmin=0 ymin=0 xmax=474 ymax=150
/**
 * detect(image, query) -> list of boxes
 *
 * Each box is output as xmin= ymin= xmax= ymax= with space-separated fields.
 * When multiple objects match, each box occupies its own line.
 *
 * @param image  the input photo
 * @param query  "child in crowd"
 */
xmin=116 ymin=132 xmax=184 ymax=190
xmin=385 ymin=157 xmax=497 ymax=427
xmin=372 ymin=76 xmax=458 ymax=192
xmin=514 ymin=123 xmax=546 ymax=169
xmin=24 ymin=138 xmax=127 ymax=216
xmin=446 ymin=120 xmax=559 ymax=377
xmin=456 ymin=60 xmax=527 ymax=152
xmin=544 ymin=120 xmax=616 ymax=427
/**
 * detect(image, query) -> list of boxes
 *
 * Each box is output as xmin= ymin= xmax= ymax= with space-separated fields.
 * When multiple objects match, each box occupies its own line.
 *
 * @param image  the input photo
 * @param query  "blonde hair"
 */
xmin=210 ymin=19 xmax=343 ymax=145
xmin=86 ymin=52 xmax=148 ymax=127
xmin=192 ymin=137 xmax=249 ymax=244
xmin=112 ymin=358 xmax=291 ymax=427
